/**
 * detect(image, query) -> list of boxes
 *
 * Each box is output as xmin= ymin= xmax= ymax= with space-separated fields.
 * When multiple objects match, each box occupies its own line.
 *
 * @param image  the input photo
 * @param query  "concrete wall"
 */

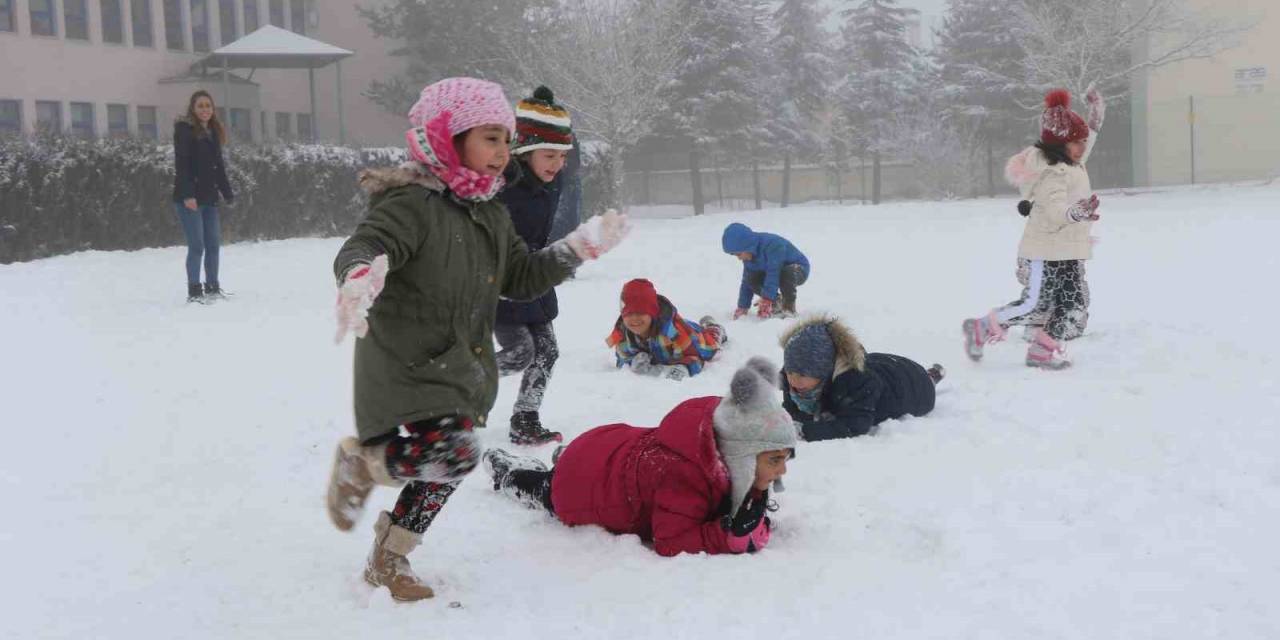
xmin=623 ymin=160 xmax=926 ymax=207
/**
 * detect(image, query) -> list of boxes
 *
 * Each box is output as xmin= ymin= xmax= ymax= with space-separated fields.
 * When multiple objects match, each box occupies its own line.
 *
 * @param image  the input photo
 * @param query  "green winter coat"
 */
xmin=334 ymin=165 xmax=579 ymax=443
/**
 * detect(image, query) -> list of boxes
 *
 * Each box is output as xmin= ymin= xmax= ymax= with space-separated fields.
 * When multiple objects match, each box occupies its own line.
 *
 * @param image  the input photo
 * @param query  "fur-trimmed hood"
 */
xmin=779 ymin=315 xmax=866 ymax=378
xmin=357 ymin=162 xmax=447 ymax=197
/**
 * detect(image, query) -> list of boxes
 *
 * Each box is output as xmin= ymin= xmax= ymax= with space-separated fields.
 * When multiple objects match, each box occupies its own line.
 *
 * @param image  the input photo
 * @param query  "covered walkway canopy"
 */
xmin=196 ymin=25 xmax=354 ymax=143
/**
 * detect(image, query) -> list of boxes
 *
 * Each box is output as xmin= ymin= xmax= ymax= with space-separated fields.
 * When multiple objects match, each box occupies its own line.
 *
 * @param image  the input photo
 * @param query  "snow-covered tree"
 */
xmin=771 ymin=0 xmax=836 ymax=205
xmin=838 ymin=0 xmax=921 ymax=204
xmin=510 ymin=0 xmax=689 ymax=209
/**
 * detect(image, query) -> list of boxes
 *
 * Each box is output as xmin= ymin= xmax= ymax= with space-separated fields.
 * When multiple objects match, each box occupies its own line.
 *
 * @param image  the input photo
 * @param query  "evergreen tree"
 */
xmin=771 ymin=0 xmax=836 ymax=205
xmin=837 ymin=0 xmax=920 ymax=204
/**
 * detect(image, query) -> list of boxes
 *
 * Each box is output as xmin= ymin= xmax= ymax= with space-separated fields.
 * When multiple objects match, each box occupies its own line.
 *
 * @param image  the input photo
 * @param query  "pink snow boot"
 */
xmin=961 ymin=312 xmax=1006 ymax=361
xmin=1026 ymin=328 xmax=1071 ymax=370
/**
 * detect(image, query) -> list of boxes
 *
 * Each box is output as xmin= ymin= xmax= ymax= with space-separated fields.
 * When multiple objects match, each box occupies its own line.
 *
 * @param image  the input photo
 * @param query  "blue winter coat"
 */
xmin=721 ymin=223 xmax=810 ymax=309
xmin=496 ymin=160 xmax=562 ymax=325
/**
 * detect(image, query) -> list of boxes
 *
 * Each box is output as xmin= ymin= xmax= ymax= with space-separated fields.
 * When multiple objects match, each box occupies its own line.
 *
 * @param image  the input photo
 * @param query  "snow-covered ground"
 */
xmin=3 ymin=183 xmax=1279 ymax=639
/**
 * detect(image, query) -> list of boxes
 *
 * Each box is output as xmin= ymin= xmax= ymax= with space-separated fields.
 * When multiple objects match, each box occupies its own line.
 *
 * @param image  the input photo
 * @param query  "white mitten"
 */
xmin=563 ymin=209 xmax=630 ymax=260
xmin=334 ymin=254 xmax=389 ymax=343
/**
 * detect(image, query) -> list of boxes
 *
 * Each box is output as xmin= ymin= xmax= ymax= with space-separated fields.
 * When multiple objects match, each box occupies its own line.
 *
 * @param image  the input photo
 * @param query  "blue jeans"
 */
xmin=174 ymin=203 xmax=220 ymax=286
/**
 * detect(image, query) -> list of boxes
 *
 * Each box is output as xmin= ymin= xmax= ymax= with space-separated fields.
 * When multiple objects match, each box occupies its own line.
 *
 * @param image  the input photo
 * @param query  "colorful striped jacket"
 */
xmin=606 ymin=296 xmax=722 ymax=376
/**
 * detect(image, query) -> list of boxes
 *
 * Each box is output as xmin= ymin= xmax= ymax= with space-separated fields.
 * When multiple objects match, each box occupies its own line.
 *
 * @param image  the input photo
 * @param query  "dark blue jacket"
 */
xmin=496 ymin=160 xmax=562 ymax=325
xmin=721 ymin=223 xmax=809 ymax=309
xmin=172 ymin=120 xmax=233 ymax=206
xmin=783 ymin=353 xmax=936 ymax=442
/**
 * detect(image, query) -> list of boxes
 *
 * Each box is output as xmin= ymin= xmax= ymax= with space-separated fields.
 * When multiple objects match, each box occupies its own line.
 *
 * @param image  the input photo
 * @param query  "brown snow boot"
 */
xmin=364 ymin=512 xmax=435 ymax=601
xmin=326 ymin=437 xmax=399 ymax=531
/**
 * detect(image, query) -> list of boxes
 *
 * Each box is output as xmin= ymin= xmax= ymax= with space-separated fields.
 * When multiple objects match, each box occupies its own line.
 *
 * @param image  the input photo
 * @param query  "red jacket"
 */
xmin=549 ymin=396 xmax=738 ymax=556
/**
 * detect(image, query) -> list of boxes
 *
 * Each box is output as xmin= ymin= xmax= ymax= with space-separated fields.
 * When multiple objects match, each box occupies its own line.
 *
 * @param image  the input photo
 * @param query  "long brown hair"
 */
xmin=185 ymin=90 xmax=227 ymax=144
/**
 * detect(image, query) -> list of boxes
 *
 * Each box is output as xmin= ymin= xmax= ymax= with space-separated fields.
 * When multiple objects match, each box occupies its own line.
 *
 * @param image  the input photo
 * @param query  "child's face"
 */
xmin=525 ymin=149 xmax=569 ymax=183
xmin=622 ymin=312 xmax=653 ymax=337
xmin=458 ymin=125 xmax=511 ymax=177
xmin=1066 ymin=140 xmax=1086 ymax=163
xmin=193 ymin=96 xmax=214 ymax=123
xmin=734 ymin=251 xmax=753 ymax=262
xmin=753 ymin=449 xmax=790 ymax=490
xmin=786 ymin=371 xmax=822 ymax=393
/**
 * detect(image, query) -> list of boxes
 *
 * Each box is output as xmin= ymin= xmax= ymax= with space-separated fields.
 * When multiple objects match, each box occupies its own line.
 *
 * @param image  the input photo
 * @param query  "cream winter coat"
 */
xmin=1005 ymin=136 xmax=1096 ymax=261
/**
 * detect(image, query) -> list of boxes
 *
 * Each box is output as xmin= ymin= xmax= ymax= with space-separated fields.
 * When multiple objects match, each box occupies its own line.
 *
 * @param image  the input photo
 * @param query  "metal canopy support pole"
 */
xmin=222 ymin=58 xmax=231 ymax=129
xmin=308 ymin=66 xmax=317 ymax=142
xmin=336 ymin=60 xmax=346 ymax=146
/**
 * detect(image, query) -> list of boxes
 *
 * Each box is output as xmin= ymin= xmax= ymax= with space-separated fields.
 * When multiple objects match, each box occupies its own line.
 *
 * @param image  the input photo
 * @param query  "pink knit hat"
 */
xmin=408 ymin=77 xmax=516 ymax=138
xmin=405 ymin=78 xmax=516 ymax=201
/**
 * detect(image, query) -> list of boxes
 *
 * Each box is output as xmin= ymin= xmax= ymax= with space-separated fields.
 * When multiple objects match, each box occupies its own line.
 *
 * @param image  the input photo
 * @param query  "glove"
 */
xmin=334 ymin=254 xmax=389 ymax=343
xmin=1066 ymin=194 xmax=1100 ymax=222
xmin=757 ymin=298 xmax=775 ymax=319
xmin=1086 ymin=83 xmax=1106 ymax=132
xmin=723 ymin=490 xmax=772 ymax=553
xmin=563 ymin=209 xmax=630 ymax=260
xmin=629 ymin=352 xmax=655 ymax=375
xmin=733 ymin=307 xmax=749 ymax=320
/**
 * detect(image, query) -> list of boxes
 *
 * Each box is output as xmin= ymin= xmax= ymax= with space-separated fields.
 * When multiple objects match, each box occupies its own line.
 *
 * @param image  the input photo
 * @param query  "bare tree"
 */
xmin=1010 ymin=0 xmax=1256 ymax=102
xmin=509 ymin=0 xmax=689 ymax=209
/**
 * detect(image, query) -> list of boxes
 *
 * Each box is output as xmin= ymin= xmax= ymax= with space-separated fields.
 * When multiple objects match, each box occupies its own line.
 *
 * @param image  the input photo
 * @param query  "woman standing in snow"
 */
xmin=323 ymin=77 xmax=628 ymax=602
xmin=172 ymin=90 xmax=234 ymax=304
xmin=962 ymin=87 xmax=1106 ymax=370
xmin=482 ymin=358 xmax=796 ymax=557
xmin=494 ymin=86 xmax=576 ymax=447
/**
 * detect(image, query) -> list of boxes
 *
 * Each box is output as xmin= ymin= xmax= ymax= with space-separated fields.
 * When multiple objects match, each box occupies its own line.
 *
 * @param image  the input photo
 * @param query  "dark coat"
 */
xmin=496 ymin=160 xmax=562 ymax=325
xmin=172 ymin=120 xmax=233 ymax=206
xmin=550 ymin=396 xmax=741 ymax=556
xmin=333 ymin=165 xmax=577 ymax=442
xmin=780 ymin=318 xmax=936 ymax=441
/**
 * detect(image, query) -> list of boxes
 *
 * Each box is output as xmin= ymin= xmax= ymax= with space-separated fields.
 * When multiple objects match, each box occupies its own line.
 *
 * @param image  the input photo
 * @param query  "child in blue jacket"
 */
xmin=721 ymin=223 xmax=810 ymax=319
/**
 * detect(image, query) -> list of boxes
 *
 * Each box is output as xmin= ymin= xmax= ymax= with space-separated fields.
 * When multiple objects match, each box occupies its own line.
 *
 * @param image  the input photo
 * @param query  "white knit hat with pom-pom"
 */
xmin=713 ymin=357 xmax=798 ymax=515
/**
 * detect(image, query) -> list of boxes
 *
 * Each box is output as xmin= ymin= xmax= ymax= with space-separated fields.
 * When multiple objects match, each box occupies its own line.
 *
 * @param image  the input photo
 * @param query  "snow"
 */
xmin=3 ymin=183 xmax=1279 ymax=638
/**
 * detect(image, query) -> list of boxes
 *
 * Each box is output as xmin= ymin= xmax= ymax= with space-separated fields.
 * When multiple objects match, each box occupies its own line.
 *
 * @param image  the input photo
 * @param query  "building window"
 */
xmin=190 ymin=0 xmax=209 ymax=51
xmin=30 ymin=0 xmax=58 ymax=36
xmin=296 ymin=112 xmax=312 ymax=141
xmin=268 ymin=0 xmax=282 ymax=27
xmin=288 ymin=0 xmax=304 ymax=34
xmin=1 ymin=0 xmax=15 ymax=33
xmin=217 ymin=0 xmax=236 ymax=44
xmin=36 ymin=101 xmax=62 ymax=134
xmin=243 ymin=0 xmax=258 ymax=33
xmin=70 ymin=102 xmax=95 ymax=137
xmin=107 ymin=104 xmax=129 ymax=137
xmin=275 ymin=112 xmax=291 ymax=139
xmin=131 ymin=0 xmax=154 ymax=46
xmin=101 ymin=0 xmax=125 ymax=43
xmin=0 ymin=100 xmax=21 ymax=135
xmin=162 ymin=0 xmax=183 ymax=50
xmin=64 ymin=0 xmax=89 ymax=39
xmin=137 ymin=105 xmax=158 ymax=139
xmin=229 ymin=107 xmax=249 ymax=140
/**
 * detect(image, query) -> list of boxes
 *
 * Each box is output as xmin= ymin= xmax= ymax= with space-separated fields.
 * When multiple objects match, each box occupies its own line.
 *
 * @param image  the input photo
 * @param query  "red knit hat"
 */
xmin=620 ymin=278 xmax=660 ymax=318
xmin=1040 ymin=89 xmax=1089 ymax=145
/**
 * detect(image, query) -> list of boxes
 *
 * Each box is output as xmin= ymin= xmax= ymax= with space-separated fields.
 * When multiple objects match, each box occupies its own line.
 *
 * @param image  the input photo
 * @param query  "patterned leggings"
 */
xmin=368 ymin=416 xmax=480 ymax=534
xmin=995 ymin=259 xmax=1090 ymax=341
xmin=494 ymin=322 xmax=559 ymax=414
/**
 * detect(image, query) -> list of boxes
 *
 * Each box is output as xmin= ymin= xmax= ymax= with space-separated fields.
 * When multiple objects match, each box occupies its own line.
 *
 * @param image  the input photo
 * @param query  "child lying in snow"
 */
xmin=605 ymin=278 xmax=726 ymax=380
xmin=781 ymin=316 xmax=944 ymax=442
xmin=482 ymin=358 xmax=796 ymax=556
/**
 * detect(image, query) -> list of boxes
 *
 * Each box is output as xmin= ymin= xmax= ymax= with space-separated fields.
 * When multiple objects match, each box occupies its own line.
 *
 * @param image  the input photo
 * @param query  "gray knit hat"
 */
xmin=783 ymin=323 xmax=837 ymax=380
xmin=713 ymin=357 xmax=799 ymax=515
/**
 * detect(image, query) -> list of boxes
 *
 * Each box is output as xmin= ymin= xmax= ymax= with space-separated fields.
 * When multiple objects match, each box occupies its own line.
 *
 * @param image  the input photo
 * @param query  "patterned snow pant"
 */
xmin=367 ymin=416 xmax=480 ymax=535
xmin=994 ymin=259 xmax=1090 ymax=341
xmin=746 ymin=264 xmax=809 ymax=311
xmin=494 ymin=321 xmax=559 ymax=414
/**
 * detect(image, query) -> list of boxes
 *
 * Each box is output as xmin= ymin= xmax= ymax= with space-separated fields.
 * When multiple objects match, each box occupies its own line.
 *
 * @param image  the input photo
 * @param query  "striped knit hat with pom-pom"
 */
xmin=513 ymin=86 xmax=574 ymax=155
xmin=1040 ymin=89 xmax=1089 ymax=145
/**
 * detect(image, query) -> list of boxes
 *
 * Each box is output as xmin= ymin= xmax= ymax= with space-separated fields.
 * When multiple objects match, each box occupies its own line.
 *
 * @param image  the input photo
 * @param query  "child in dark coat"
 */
xmin=482 ymin=358 xmax=797 ymax=556
xmin=494 ymin=86 xmax=577 ymax=446
xmin=721 ymin=223 xmax=810 ymax=319
xmin=781 ymin=316 xmax=944 ymax=442
xmin=606 ymin=278 xmax=726 ymax=380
